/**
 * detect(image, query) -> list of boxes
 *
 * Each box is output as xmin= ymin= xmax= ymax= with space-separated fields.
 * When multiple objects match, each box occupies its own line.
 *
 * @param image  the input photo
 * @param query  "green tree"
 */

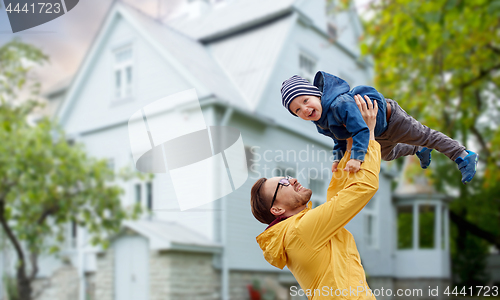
xmin=0 ymin=40 xmax=139 ymax=300
xmin=355 ymin=0 xmax=500 ymax=286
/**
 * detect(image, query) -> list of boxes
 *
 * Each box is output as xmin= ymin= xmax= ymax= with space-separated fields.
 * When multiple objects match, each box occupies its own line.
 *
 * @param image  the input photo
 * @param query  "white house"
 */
xmin=28 ymin=0 xmax=453 ymax=299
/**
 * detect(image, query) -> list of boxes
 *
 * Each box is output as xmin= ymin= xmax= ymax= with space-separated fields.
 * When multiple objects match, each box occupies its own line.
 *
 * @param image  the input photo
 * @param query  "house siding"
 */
xmin=64 ymin=15 xmax=195 ymax=136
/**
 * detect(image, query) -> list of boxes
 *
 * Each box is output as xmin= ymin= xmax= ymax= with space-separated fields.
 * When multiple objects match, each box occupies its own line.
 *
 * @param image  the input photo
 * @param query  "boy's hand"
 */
xmin=332 ymin=160 xmax=340 ymax=172
xmin=344 ymin=159 xmax=362 ymax=173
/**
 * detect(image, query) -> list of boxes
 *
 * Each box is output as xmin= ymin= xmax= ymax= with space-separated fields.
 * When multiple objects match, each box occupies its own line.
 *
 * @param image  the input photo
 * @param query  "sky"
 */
xmin=0 ymin=0 xmax=186 ymax=93
xmin=0 ymin=0 xmax=372 ymax=94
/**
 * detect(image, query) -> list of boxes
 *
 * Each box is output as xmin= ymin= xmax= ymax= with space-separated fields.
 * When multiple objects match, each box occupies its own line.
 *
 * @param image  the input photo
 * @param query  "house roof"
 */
xmin=54 ymin=0 xmax=369 ymax=149
xmin=122 ymin=3 xmax=249 ymax=109
xmin=207 ymin=13 xmax=295 ymax=110
xmin=165 ymin=0 xmax=296 ymax=41
xmin=42 ymin=76 xmax=73 ymax=98
xmin=121 ymin=220 xmax=222 ymax=253
xmin=56 ymin=0 xmax=363 ymax=122
xmin=164 ymin=0 xmax=302 ymax=110
xmin=57 ymin=1 xmax=252 ymax=124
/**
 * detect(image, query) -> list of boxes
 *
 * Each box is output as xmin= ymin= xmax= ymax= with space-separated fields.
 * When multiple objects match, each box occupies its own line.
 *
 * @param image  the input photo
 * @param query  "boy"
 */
xmin=280 ymin=71 xmax=478 ymax=184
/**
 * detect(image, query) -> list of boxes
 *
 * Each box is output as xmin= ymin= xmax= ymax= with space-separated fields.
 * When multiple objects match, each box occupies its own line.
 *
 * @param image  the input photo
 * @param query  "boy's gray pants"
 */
xmin=376 ymin=99 xmax=466 ymax=162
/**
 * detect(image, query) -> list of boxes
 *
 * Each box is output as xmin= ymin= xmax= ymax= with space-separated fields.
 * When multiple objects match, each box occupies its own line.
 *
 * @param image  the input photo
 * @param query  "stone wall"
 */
xmin=93 ymin=247 xmax=293 ymax=300
xmin=35 ymin=248 xmax=455 ymax=300
xmin=32 ymin=277 xmax=54 ymax=300
xmin=149 ymin=250 xmax=170 ymax=300
xmin=95 ymin=250 xmax=114 ymax=300
xmin=150 ymin=252 xmax=293 ymax=300
xmin=33 ymin=265 xmax=79 ymax=300
xmin=230 ymin=270 xmax=291 ymax=300
xmin=169 ymin=251 xmax=221 ymax=300
xmin=150 ymin=250 xmax=220 ymax=300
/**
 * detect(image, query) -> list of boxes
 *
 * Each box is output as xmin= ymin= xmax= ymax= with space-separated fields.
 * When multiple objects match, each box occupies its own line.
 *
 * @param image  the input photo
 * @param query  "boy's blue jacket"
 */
xmin=313 ymin=71 xmax=388 ymax=161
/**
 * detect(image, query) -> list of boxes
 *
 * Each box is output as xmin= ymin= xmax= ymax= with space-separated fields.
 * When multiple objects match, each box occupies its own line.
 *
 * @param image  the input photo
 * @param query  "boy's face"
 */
xmin=289 ymin=95 xmax=322 ymax=121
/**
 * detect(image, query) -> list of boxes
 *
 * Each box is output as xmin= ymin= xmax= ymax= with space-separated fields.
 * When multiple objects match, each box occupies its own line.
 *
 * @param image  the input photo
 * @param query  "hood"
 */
xmin=256 ymin=220 xmax=289 ymax=269
xmin=313 ymin=71 xmax=351 ymax=126
xmin=255 ymin=203 xmax=312 ymax=269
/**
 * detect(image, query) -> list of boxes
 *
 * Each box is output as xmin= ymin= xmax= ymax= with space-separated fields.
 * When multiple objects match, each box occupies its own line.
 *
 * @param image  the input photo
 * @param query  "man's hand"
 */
xmin=354 ymin=94 xmax=378 ymax=140
xmin=343 ymin=95 xmax=378 ymax=173
xmin=344 ymin=159 xmax=361 ymax=173
xmin=332 ymin=160 xmax=340 ymax=172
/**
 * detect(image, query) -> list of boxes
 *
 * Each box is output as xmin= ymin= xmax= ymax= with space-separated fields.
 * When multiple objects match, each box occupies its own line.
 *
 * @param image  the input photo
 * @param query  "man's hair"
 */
xmin=250 ymin=178 xmax=276 ymax=225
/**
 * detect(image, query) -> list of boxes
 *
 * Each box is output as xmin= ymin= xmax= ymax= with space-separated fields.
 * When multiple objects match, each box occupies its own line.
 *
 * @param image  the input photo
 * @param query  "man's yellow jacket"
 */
xmin=256 ymin=141 xmax=381 ymax=300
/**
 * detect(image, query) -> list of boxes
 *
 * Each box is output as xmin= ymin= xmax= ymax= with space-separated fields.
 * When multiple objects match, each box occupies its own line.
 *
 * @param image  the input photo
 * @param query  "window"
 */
xmin=146 ymin=182 xmax=153 ymax=210
xmin=365 ymin=214 xmax=375 ymax=244
xmin=442 ymin=206 xmax=446 ymax=250
xmin=327 ymin=23 xmax=338 ymax=41
xmin=364 ymin=197 xmax=378 ymax=248
xmin=325 ymin=0 xmax=338 ymax=41
xmin=397 ymin=203 xmax=447 ymax=250
xmin=135 ymin=183 xmax=142 ymax=204
xmin=113 ymin=46 xmax=133 ymax=99
xmin=134 ymin=182 xmax=153 ymax=210
xmin=244 ymin=146 xmax=255 ymax=170
xmin=419 ymin=205 xmax=435 ymax=249
xmin=107 ymin=158 xmax=115 ymax=171
xmin=299 ymin=53 xmax=316 ymax=83
xmin=397 ymin=205 xmax=413 ymax=249
xmin=71 ymin=221 xmax=77 ymax=247
xmin=68 ymin=220 xmax=77 ymax=248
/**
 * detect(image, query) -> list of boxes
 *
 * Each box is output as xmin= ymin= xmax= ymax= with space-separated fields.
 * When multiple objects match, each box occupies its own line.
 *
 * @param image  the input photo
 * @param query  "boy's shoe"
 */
xmin=455 ymin=150 xmax=479 ymax=184
xmin=416 ymin=147 xmax=433 ymax=169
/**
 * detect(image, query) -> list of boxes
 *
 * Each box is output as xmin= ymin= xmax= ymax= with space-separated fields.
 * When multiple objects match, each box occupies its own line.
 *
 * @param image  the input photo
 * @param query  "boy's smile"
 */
xmin=289 ymin=95 xmax=322 ymax=121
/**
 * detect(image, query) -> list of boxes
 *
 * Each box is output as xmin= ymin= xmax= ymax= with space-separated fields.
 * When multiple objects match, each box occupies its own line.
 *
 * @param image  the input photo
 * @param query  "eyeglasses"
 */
xmin=270 ymin=176 xmax=293 ymax=209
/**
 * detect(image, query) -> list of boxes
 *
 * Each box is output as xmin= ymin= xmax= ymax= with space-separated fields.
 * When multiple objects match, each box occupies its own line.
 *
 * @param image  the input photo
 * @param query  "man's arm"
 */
xmin=297 ymin=96 xmax=380 ymax=250
xmin=297 ymin=141 xmax=380 ymax=249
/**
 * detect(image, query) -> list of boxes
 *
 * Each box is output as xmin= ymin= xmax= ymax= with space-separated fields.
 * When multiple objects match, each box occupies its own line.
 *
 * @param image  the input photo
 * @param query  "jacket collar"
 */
xmin=265 ymin=215 xmax=291 ymax=230
xmin=264 ymin=202 xmax=313 ymax=230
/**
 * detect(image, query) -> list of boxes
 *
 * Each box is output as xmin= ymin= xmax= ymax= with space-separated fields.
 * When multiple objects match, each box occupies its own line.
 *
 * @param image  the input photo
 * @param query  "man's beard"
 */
xmin=290 ymin=188 xmax=312 ymax=209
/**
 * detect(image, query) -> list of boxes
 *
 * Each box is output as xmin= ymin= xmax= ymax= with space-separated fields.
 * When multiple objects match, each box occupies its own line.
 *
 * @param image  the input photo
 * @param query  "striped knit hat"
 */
xmin=281 ymin=75 xmax=322 ymax=116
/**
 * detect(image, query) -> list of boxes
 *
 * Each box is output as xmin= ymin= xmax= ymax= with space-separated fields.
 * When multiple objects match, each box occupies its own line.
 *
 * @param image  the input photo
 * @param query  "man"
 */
xmin=250 ymin=96 xmax=381 ymax=299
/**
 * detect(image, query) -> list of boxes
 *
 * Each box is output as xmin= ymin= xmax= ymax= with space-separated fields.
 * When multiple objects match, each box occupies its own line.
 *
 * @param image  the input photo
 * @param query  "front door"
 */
xmin=114 ymin=235 xmax=149 ymax=300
